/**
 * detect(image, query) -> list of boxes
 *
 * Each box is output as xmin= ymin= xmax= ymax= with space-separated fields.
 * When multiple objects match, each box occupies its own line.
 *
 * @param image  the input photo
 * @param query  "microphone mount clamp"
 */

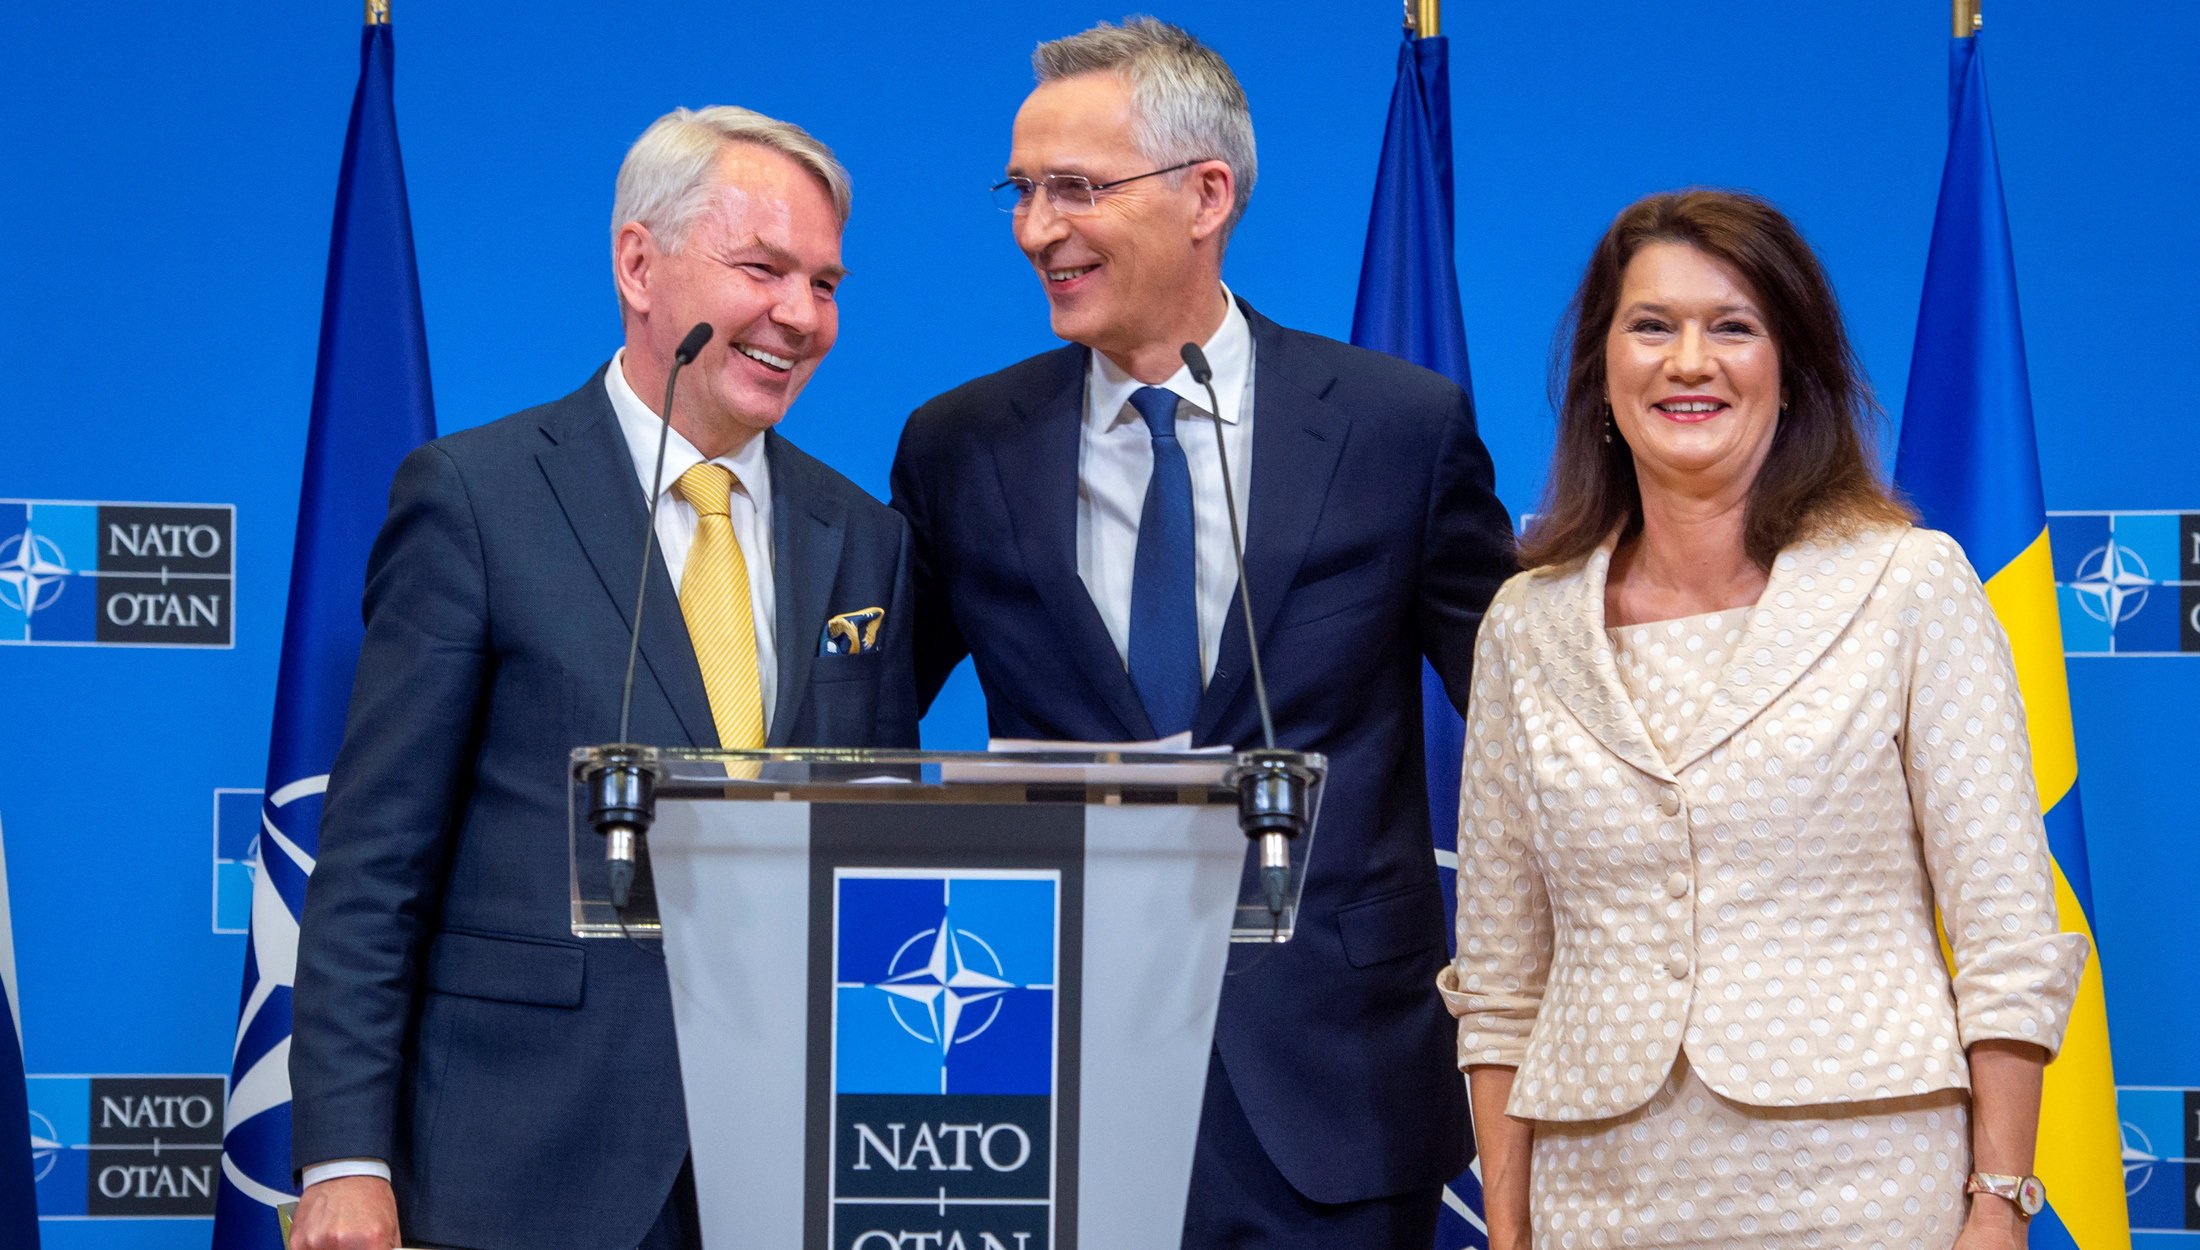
xmin=1231 ymin=748 xmax=1314 ymax=917
xmin=580 ymin=744 xmax=662 ymax=910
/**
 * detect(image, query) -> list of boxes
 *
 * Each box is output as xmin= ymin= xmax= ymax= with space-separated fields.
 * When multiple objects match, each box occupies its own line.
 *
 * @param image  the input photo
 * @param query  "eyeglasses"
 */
xmin=989 ymin=160 xmax=1206 ymax=214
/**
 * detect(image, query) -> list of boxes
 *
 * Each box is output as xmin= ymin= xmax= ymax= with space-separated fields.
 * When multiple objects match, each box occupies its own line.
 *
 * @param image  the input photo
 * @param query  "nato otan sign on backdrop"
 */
xmin=0 ymin=499 xmax=235 ymax=647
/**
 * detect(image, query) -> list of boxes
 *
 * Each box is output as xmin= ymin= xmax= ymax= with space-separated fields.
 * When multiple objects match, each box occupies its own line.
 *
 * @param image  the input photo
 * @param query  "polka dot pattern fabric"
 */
xmin=1436 ymin=526 xmax=2087 ymax=1128
xmin=1527 ymin=1052 xmax=1969 ymax=1249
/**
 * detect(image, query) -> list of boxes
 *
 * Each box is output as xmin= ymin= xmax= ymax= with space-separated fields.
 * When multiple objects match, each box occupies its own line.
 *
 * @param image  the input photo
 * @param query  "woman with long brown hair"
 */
xmin=1439 ymin=189 xmax=2087 ymax=1249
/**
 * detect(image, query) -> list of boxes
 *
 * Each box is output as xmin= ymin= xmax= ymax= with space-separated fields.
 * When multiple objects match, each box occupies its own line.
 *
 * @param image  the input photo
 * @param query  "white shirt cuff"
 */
xmin=302 ymin=1158 xmax=392 ymax=1188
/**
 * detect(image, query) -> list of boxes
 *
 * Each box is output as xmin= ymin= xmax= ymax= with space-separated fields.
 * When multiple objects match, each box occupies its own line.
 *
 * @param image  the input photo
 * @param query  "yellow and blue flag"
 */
xmin=1348 ymin=29 xmax=1487 ymax=1250
xmin=1895 ymin=29 xmax=2128 ymax=1250
xmin=210 ymin=16 xmax=436 ymax=1250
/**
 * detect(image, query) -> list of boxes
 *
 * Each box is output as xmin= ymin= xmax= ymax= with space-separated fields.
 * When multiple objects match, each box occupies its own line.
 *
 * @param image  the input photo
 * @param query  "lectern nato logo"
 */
xmin=832 ymin=870 xmax=1059 ymax=1250
xmin=0 ymin=498 xmax=235 ymax=646
xmin=2049 ymin=511 xmax=2200 ymax=655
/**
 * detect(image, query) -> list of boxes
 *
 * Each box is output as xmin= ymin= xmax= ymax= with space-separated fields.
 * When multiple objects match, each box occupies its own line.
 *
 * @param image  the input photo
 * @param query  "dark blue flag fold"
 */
xmin=1 ymin=829 xmax=34 ymax=1248
xmin=1347 ymin=32 xmax=1487 ymax=1250
xmin=211 ymin=21 xmax=435 ymax=1250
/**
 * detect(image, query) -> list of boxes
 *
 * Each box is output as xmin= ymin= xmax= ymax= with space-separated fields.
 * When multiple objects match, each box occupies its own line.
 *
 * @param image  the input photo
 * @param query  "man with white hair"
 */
xmin=289 ymin=105 xmax=917 ymax=1250
xmin=890 ymin=18 xmax=1514 ymax=1245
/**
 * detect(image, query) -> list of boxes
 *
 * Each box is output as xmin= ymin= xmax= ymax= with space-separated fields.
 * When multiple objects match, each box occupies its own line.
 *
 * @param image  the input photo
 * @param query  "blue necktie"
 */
xmin=1127 ymin=385 xmax=1200 ymax=737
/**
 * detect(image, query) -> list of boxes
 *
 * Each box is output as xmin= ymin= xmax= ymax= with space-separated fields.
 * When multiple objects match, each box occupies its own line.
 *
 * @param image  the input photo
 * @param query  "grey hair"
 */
xmin=611 ymin=105 xmax=851 ymax=254
xmin=1033 ymin=17 xmax=1257 ymax=237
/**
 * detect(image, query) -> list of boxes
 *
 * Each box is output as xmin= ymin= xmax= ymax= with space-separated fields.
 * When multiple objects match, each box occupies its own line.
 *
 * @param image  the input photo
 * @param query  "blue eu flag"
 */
xmin=211 ymin=19 xmax=435 ymax=1250
xmin=1348 ymin=31 xmax=1486 ymax=1250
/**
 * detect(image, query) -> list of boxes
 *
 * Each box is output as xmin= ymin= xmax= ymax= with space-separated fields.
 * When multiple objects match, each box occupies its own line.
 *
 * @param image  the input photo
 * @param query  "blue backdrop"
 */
xmin=2 ymin=2 xmax=2194 ymax=1246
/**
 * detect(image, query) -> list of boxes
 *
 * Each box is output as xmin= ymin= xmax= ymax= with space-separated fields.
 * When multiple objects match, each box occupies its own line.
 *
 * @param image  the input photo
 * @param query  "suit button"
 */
xmin=1666 ymin=872 xmax=1689 ymax=900
xmin=1658 ymin=788 xmax=1682 ymax=817
xmin=1669 ymin=947 xmax=1689 ymax=979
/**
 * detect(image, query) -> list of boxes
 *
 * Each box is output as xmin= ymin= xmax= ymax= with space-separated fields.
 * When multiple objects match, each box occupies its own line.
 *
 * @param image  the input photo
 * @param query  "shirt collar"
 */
xmin=1085 ymin=284 xmax=1251 ymax=431
xmin=605 ymin=347 xmax=772 ymax=502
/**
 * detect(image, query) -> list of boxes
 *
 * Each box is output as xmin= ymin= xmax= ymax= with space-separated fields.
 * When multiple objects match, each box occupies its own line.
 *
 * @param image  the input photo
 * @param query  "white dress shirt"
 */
xmin=300 ymin=352 xmax=781 ymax=1192
xmin=1076 ymin=286 xmax=1254 ymax=684
xmin=605 ymin=348 xmax=779 ymax=736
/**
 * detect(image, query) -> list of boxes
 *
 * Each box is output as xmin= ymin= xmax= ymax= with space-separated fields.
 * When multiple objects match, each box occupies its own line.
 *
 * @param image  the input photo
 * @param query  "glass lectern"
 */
xmin=566 ymin=746 xmax=1323 ymax=1250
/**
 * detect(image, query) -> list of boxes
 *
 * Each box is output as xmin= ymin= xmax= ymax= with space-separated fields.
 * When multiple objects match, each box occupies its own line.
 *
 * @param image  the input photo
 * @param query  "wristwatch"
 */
xmin=1966 ymin=1172 xmax=2046 ymax=1219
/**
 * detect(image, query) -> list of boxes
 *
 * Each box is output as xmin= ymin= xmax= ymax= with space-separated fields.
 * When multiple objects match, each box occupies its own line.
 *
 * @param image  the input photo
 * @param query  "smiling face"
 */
xmin=1006 ymin=72 xmax=1227 ymax=375
xmin=615 ymin=142 xmax=844 ymax=454
xmin=1605 ymin=241 xmax=1784 ymax=503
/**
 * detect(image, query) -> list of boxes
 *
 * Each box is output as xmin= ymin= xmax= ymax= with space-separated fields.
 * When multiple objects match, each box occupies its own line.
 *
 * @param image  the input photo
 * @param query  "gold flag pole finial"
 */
xmin=1953 ymin=0 xmax=1981 ymax=37
xmin=368 ymin=0 xmax=390 ymax=25
xmin=1405 ymin=0 xmax=1441 ymax=38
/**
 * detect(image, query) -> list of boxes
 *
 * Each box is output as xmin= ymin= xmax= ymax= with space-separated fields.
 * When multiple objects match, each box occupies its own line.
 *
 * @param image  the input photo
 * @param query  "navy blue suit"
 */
xmin=889 ymin=301 xmax=1514 ymax=1238
xmin=292 ymin=368 xmax=918 ymax=1250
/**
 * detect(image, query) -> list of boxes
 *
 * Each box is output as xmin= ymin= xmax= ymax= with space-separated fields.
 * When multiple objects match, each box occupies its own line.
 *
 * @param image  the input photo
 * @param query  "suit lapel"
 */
xmin=763 ymin=432 xmax=846 ymax=747
xmin=1196 ymin=308 xmax=1348 ymax=741
xmin=990 ymin=349 xmax=1156 ymax=741
xmin=1665 ymin=527 xmax=1906 ymax=772
xmin=533 ymin=369 xmax=714 ymax=748
xmin=1535 ymin=527 xmax=1910 ymax=781
xmin=1531 ymin=541 xmax=1675 ymax=782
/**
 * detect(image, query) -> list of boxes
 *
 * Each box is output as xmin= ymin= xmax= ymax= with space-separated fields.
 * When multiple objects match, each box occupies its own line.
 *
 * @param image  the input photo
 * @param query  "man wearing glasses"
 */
xmin=888 ymin=17 xmax=1514 ymax=1246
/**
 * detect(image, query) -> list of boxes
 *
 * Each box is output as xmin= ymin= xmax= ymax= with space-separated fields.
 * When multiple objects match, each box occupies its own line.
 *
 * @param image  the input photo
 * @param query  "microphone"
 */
xmin=674 ymin=320 xmax=714 ymax=366
xmin=1179 ymin=341 xmax=1308 ymax=920
xmin=585 ymin=321 xmax=714 ymax=910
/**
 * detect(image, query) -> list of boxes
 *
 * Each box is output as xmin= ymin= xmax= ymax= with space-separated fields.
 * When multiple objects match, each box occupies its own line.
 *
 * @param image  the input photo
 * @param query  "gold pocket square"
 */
xmin=821 ymin=606 xmax=886 ymax=655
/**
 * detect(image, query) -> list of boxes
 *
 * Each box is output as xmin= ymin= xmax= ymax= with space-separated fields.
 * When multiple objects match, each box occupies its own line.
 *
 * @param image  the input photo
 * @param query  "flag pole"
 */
xmin=1405 ymin=0 xmax=1441 ymax=37
xmin=1953 ymin=0 xmax=1981 ymax=38
xmin=368 ymin=0 xmax=389 ymax=25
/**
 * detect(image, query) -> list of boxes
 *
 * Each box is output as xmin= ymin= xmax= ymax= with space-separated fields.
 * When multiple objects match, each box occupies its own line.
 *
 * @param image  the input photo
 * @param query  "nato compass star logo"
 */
xmin=2123 ymin=1118 xmax=2157 ymax=1197
xmin=834 ymin=872 xmax=1058 ymax=1098
xmin=28 ymin=1108 xmax=61 ymax=1182
xmin=0 ymin=526 xmax=70 ymax=616
xmin=218 ymin=773 xmax=323 ymax=1211
xmin=2071 ymin=539 xmax=2154 ymax=625
xmin=874 ymin=919 xmax=1018 ymax=1056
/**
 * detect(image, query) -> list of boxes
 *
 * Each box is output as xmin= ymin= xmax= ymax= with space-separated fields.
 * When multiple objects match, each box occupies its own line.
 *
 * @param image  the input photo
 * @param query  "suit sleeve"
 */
xmin=1899 ymin=530 xmax=2088 ymax=1056
xmin=873 ymin=512 xmax=922 ymax=748
xmin=1417 ymin=383 xmax=1516 ymax=714
xmin=888 ymin=408 xmax=973 ymax=714
xmin=289 ymin=442 xmax=492 ymax=1174
xmin=1435 ymin=589 xmax=1551 ymax=1069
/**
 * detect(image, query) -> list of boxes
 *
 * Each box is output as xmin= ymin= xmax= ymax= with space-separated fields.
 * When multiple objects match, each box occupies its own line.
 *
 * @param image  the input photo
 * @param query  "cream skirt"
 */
xmin=1528 ymin=1053 xmax=1971 ymax=1249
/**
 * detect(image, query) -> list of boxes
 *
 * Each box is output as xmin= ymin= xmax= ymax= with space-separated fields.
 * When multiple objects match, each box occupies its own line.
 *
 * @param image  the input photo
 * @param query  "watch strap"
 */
xmin=1966 ymin=1172 xmax=2044 ymax=1218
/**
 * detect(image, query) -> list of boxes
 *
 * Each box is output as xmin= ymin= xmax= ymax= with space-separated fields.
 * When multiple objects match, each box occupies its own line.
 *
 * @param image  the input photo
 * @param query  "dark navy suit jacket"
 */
xmin=889 ymin=301 xmax=1515 ymax=1204
xmin=291 ymin=368 xmax=918 ymax=1249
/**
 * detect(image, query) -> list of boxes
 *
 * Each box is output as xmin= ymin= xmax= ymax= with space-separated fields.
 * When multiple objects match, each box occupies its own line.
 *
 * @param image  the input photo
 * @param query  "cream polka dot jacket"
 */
xmin=1435 ymin=525 xmax=2089 ymax=1121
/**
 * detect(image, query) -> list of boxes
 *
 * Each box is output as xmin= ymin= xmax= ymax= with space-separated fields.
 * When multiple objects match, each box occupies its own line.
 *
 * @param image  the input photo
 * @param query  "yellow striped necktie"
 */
xmin=672 ymin=463 xmax=766 ymax=749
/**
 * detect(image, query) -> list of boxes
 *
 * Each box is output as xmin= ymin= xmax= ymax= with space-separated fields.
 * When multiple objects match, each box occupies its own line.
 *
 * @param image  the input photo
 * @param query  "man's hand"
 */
xmin=290 ymin=1174 xmax=401 ymax=1250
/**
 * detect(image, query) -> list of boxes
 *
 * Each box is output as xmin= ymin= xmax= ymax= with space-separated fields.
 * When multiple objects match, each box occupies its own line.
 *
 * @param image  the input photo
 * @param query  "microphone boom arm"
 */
xmin=1180 ymin=340 xmax=1304 ymax=920
xmin=591 ymin=322 xmax=714 ymax=910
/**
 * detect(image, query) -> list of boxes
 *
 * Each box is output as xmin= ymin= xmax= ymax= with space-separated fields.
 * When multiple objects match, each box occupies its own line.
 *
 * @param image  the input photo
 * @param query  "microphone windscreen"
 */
xmin=675 ymin=322 xmax=715 ymax=365
xmin=1179 ymin=341 xmax=1214 ymax=385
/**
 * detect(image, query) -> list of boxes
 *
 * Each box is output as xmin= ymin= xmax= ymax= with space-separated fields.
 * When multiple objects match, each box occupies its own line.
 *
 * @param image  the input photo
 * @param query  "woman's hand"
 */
xmin=1957 ymin=1040 xmax=2048 ymax=1250
xmin=1951 ymin=1196 xmax=2027 ymax=1250
xmin=1486 ymin=1221 xmax=1533 ymax=1250
xmin=1470 ymin=1066 xmax=1534 ymax=1250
